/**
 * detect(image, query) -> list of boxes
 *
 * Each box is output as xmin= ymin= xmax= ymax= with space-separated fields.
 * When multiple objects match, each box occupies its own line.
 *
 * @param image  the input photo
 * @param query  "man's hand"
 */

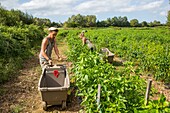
xmin=57 ymin=56 xmax=62 ymax=61
xmin=48 ymin=59 xmax=52 ymax=65
xmin=58 ymin=57 xmax=62 ymax=61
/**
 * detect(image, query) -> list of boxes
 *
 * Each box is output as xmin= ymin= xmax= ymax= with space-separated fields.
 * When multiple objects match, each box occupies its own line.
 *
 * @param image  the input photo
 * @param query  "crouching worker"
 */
xmin=39 ymin=27 xmax=61 ymax=68
xmin=79 ymin=30 xmax=95 ymax=51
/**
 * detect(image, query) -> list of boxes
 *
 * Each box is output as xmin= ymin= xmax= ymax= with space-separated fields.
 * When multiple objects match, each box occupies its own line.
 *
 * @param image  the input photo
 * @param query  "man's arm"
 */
xmin=82 ymin=37 xmax=86 ymax=45
xmin=54 ymin=40 xmax=60 ymax=59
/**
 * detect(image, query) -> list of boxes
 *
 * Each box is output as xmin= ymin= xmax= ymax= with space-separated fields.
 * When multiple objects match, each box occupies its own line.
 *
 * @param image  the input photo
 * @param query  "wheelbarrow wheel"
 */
xmin=42 ymin=101 xmax=47 ymax=111
xmin=62 ymin=101 xmax=66 ymax=110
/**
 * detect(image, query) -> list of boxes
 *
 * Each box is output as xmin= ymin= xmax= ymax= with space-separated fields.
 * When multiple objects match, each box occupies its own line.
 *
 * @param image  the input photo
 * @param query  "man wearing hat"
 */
xmin=39 ymin=27 xmax=61 ymax=68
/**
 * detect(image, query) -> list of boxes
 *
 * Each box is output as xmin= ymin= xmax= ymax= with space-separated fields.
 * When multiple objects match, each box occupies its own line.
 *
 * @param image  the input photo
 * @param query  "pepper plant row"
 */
xmin=61 ymin=28 xmax=170 ymax=112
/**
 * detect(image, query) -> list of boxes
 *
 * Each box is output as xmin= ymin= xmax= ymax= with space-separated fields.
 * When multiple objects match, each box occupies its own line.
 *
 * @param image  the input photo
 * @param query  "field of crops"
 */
xmin=88 ymin=28 xmax=170 ymax=81
xmin=65 ymin=27 xmax=170 ymax=81
xmin=59 ymin=27 xmax=170 ymax=112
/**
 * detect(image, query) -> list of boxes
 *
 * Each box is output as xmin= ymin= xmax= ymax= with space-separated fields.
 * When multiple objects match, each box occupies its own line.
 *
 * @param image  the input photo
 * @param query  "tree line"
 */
xmin=64 ymin=14 xmax=169 ymax=27
xmin=0 ymin=5 xmax=62 ymax=27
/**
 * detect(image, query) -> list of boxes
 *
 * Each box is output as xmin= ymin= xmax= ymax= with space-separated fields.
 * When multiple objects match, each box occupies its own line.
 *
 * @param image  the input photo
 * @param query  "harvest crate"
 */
xmin=38 ymin=65 xmax=70 ymax=110
xmin=101 ymin=48 xmax=114 ymax=63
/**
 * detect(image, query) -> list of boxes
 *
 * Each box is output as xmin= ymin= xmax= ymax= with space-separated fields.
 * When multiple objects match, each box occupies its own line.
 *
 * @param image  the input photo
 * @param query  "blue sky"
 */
xmin=0 ymin=0 xmax=169 ymax=23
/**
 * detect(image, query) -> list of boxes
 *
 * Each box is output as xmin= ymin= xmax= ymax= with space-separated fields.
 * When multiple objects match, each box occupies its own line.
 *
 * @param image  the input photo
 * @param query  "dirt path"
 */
xmin=0 ymin=41 xmax=81 ymax=113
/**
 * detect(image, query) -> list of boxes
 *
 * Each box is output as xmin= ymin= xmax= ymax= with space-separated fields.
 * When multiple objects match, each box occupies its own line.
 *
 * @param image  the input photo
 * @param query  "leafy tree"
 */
xmin=110 ymin=16 xmax=129 ymax=27
xmin=130 ymin=19 xmax=139 ymax=27
xmin=96 ymin=20 xmax=107 ymax=27
xmin=105 ymin=18 xmax=112 ymax=27
xmin=74 ymin=14 xmax=84 ymax=27
xmin=51 ymin=21 xmax=62 ymax=28
xmin=153 ymin=20 xmax=161 ymax=26
xmin=85 ymin=15 xmax=96 ymax=27
xmin=120 ymin=16 xmax=130 ymax=27
xmin=64 ymin=14 xmax=96 ymax=27
xmin=148 ymin=22 xmax=154 ymax=27
xmin=0 ymin=4 xmax=55 ymax=27
xmin=0 ymin=5 xmax=35 ymax=26
xmin=96 ymin=16 xmax=130 ymax=27
xmin=167 ymin=10 xmax=170 ymax=27
xmin=33 ymin=17 xmax=51 ymax=26
xmin=141 ymin=21 xmax=148 ymax=27
xmin=0 ymin=6 xmax=8 ymax=25
xmin=112 ymin=16 xmax=119 ymax=26
xmin=68 ymin=15 xmax=79 ymax=27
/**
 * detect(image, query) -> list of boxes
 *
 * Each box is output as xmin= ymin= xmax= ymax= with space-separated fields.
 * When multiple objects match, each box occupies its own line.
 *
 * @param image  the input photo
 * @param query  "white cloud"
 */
xmin=119 ymin=6 xmax=136 ymax=12
xmin=17 ymin=0 xmax=78 ymax=16
xmin=0 ymin=0 xmax=19 ymax=9
xmin=117 ymin=0 xmax=164 ymax=12
xmin=74 ymin=0 xmax=164 ymax=14
xmin=160 ymin=11 xmax=167 ymax=16
xmin=19 ymin=0 xmax=76 ymax=10
xmin=140 ymin=0 xmax=163 ymax=10
xmin=74 ymin=0 xmax=130 ymax=13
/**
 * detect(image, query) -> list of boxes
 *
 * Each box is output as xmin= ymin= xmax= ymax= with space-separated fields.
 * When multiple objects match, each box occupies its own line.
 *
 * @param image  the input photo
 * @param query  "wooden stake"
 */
xmin=145 ymin=79 xmax=152 ymax=105
xmin=97 ymin=84 xmax=101 ymax=106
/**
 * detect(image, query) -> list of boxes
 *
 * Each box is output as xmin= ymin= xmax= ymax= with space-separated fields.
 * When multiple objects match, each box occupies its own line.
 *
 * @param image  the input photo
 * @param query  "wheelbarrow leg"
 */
xmin=62 ymin=101 xmax=66 ymax=110
xmin=42 ymin=101 xmax=47 ymax=111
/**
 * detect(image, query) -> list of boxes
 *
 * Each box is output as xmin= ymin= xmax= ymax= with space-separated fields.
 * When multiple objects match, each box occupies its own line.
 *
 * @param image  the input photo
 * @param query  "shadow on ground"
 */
xmin=112 ymin=60 xmax=123 ymax=66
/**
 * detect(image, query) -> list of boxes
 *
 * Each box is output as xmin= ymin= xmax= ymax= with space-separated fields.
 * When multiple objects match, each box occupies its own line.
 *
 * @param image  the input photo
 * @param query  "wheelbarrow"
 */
xmin=38 ymin=64 xmax=70 ymax=110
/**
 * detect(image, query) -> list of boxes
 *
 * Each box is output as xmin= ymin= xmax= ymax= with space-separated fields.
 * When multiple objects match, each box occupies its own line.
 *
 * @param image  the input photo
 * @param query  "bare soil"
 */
xmin=140 ymin=75 xmax=170 ymax=102
xmin=0 ymin=41 xmax=81 ymax=113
